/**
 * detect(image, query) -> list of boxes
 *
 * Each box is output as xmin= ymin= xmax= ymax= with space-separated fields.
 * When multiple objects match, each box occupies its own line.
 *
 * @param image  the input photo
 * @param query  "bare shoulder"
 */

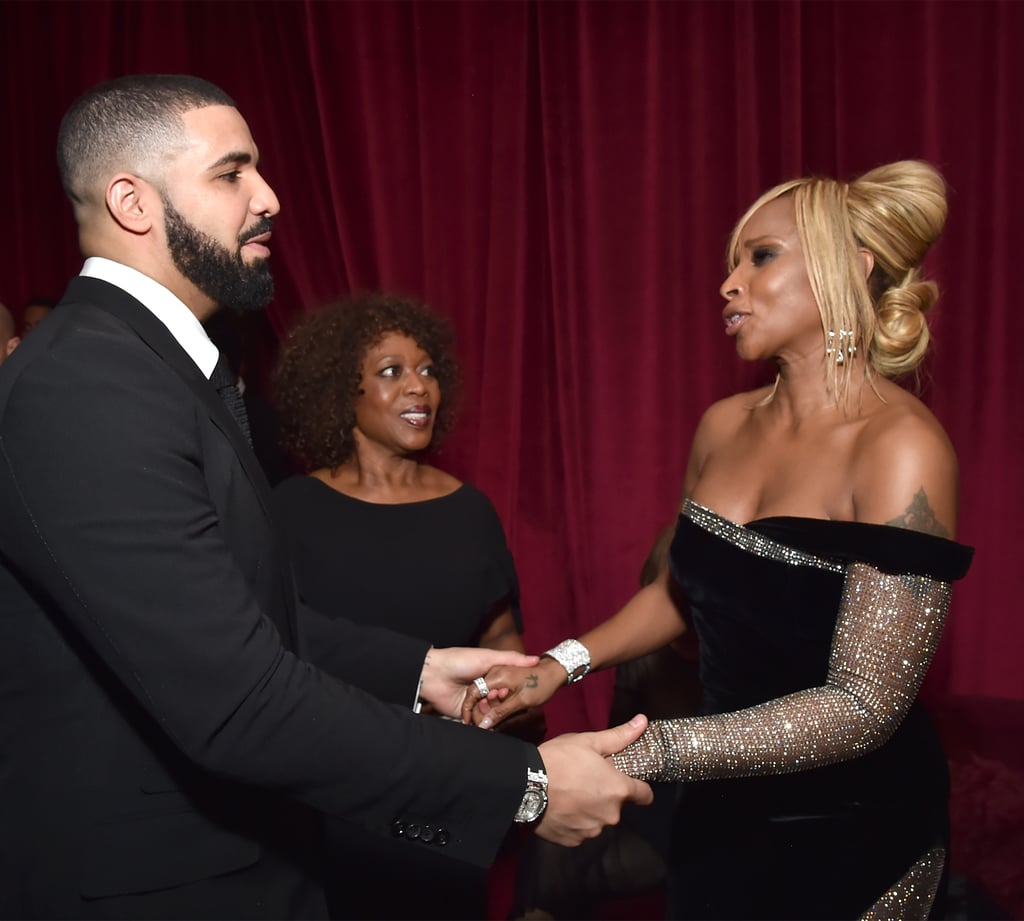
xmin=852 ymin=386 xmax=959 ymax=538
xmin=684 ymin=387 xmax=773 ymax=495
xmin=694 ymin=387 xmax=772 ymax=444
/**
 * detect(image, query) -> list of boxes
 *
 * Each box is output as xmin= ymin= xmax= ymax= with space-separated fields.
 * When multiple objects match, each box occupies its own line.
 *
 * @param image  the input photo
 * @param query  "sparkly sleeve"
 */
xmin=611 ymin=561 xmax=951 ymax=782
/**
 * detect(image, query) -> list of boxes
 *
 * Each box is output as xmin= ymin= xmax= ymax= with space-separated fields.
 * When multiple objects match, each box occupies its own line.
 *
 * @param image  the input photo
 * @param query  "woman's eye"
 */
xmin=752 ymin=247 xmax=775 ymax=266
xmin=379 ymin=366 xmax=400 ymax=378
xmin=420 ymin=365 xmax=436 ymax=377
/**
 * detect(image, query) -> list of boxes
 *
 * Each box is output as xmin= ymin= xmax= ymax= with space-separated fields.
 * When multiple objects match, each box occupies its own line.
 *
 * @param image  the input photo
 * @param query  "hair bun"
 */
xmin=844 ymin=161 xmax=947 ymax=380
xmin=849 ymin=160 xmax=948 ymax=274
xmin=871 ymin=277 xmax=938 ymax=377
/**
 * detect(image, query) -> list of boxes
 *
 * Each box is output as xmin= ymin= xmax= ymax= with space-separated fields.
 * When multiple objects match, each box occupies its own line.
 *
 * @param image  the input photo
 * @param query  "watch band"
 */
xmin=543 ymin=638 xmax=592 ymax=685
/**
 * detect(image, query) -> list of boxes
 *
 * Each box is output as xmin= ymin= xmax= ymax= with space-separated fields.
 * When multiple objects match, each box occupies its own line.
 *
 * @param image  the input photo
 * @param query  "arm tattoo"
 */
xmin=885 ymin=488 xmax=950 ymax=538
xmin=525 ymin=674 xmax=539 ymax=689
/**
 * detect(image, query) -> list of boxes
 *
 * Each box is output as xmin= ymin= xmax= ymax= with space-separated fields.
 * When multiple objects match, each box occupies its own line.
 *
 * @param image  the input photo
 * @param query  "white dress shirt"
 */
xmin=80 ymin=257 xmax=220 ymax=378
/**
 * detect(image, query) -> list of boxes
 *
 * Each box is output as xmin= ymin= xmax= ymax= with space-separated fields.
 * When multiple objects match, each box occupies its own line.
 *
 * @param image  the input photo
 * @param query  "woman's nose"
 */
xmin=405 ymin=371 xmax=428 ymax=393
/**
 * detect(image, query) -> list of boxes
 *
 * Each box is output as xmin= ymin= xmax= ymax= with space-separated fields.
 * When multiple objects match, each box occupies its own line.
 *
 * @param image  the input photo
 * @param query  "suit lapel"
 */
xmin=67 ymin=277 xmax=273 ymax=508
xmin=64 ymin=277 xmax=301 ymax=645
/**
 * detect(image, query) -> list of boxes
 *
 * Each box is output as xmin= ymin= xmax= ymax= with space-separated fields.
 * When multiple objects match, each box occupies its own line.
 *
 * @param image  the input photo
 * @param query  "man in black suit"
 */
xmin=0 ymin=74 xmax=651 ymax=919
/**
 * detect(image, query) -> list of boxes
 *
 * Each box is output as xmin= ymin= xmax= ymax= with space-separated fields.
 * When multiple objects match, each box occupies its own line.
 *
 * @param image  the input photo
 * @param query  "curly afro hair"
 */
xmin=272 ymin=292 xmax=461 ymax=471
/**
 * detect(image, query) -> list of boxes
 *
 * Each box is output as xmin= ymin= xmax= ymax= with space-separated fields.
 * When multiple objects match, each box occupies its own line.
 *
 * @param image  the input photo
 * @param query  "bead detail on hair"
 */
xmin=826 ymin=329 xmax=856 ymax=364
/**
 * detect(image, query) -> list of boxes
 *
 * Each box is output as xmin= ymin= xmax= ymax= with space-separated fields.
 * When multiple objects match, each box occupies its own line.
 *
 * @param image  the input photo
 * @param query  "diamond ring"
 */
xmin=473 ymin=676 xmax=490 ymax=697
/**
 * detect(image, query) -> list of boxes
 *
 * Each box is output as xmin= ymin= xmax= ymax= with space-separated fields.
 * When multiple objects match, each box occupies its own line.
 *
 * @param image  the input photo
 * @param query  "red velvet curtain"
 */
xmin=2 ymin=0 xmax=1021 ymax=735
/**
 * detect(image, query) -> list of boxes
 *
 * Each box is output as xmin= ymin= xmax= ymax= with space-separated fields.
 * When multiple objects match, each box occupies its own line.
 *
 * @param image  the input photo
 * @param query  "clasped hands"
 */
xmin=421 ymin=646 xmax=653 ymax=846
xmin=461 ymin=655 xmax=567 ymax=729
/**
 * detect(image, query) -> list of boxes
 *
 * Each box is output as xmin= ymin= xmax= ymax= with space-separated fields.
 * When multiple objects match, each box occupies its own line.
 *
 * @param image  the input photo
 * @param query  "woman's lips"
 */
xmin=399 ymin=407 xmax=432 ymax=427
xmin=723 ymin=311 xmax=747 ymax=336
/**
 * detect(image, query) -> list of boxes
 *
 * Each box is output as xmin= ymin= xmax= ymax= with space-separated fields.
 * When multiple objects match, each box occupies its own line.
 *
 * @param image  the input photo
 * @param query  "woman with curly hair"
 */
xmin=271 ymin=291 xmax=540 ymax=920
xmin=466 ymin=161 xmax=974 ymax=920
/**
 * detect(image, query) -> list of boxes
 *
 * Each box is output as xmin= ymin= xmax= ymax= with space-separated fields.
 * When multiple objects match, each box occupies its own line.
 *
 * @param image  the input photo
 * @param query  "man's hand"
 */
xmin=418 ymin=646 xmax=538 ymax=719
xmin=536 ymin=714 xmax=655 ymax=846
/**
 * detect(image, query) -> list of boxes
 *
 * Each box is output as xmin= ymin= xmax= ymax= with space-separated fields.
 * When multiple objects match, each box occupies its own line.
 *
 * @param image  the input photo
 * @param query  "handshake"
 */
xmin=423 ymin=645 xmax=653 ymax=847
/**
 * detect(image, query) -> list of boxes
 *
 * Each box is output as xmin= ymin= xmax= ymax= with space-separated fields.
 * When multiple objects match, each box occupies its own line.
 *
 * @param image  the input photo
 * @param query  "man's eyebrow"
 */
xmin=207 ymin=150 xmax=253 ymax=171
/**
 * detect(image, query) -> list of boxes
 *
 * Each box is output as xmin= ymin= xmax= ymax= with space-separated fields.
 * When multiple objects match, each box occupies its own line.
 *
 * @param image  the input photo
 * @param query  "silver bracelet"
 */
xmin=543 ymin=638 xmax=592 ymax=685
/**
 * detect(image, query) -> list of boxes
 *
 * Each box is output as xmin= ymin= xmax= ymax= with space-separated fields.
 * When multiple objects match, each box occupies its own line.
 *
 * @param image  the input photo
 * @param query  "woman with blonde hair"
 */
xmin=469 ymin=161 xmax=973 ymax=919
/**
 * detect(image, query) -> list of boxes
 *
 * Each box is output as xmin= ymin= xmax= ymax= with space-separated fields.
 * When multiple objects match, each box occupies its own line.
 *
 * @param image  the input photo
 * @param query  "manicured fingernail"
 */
xmin=480 ymin=717 xmax=492 ymax=730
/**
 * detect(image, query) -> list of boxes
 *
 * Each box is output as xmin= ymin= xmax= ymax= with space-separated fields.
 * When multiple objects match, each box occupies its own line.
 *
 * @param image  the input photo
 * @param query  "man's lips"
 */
xmin=242 ymin=232 xmax=272 ymax=258
xmin=240 ymin=217 xmax=274 ymax=257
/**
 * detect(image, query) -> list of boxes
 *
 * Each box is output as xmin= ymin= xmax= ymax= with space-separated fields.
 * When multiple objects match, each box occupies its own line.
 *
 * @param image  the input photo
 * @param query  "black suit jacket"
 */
xmin=0 ymin=277 xmax=530 ymax=919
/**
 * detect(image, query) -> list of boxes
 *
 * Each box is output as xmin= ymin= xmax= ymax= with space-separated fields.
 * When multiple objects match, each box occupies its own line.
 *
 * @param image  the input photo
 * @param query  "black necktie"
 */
xmin=210 ymin=354 xmax=252 ymax=447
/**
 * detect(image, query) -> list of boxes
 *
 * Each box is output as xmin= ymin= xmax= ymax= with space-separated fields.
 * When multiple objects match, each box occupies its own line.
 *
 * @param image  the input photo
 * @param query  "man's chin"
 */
xmin=240 ymin=250 xmax=271 ymax=267
xmin=230 ymin=281 xmax=274 ymax=313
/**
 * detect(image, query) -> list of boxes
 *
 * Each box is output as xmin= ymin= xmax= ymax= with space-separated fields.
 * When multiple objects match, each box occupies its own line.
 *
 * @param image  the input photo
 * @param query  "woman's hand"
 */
xmin=461 ymin=656 xmax=567 ymax=729
xmin=418 ymin=646 xmax=539 ymax=719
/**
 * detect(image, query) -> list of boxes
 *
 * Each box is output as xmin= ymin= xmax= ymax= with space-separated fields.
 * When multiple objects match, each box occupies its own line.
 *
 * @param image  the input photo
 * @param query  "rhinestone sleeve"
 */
xmin=612 ymin=562 xmax=952 ymax=782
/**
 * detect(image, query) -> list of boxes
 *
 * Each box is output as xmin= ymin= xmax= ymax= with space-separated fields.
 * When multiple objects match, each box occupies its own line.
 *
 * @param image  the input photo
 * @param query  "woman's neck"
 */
xmin=770 ymin=355 xmax=875 ymax=426
xmin=313 ymin=450 xmax=458 ymax=504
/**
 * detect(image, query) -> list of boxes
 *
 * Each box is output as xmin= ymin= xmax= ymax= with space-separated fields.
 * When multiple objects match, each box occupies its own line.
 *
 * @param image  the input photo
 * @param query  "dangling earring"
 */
xmin=826 ymin=329 xmax=856 ymax=364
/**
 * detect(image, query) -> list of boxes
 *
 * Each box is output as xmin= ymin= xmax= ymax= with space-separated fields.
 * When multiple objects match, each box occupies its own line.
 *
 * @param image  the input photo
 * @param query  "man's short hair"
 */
xmin=57 ymin=74 xmax=236 ymax=209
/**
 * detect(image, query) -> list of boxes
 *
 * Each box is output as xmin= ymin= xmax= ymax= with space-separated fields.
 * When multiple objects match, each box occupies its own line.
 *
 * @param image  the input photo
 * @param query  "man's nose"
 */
xmin=251 ymin=172 xmax=280 ymax=218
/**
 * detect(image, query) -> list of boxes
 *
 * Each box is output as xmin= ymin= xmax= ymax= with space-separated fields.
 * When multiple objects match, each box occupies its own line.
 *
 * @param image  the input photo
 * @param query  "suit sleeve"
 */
xmin=296 ymin=597 xmax=428 ymax=705
xmin=0 ymin=332 xmax=528 ymax=866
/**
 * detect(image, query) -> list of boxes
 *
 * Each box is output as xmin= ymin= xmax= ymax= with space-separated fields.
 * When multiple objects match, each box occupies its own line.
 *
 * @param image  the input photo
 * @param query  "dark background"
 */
xmin=2 ymin=0 xmax=1021 ymax=738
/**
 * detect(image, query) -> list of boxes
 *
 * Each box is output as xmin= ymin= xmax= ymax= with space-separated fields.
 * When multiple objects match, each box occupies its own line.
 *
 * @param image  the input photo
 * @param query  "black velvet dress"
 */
xmin=272 ymin=476 xmax=522 ymax=920
xmin=659 ymin=502 xmax=973 ymax=920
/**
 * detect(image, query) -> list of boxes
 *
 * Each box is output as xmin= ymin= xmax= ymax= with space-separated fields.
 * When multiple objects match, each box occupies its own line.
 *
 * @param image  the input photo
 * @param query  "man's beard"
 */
xmin=163 ymin=197 xmax=274 ymax=313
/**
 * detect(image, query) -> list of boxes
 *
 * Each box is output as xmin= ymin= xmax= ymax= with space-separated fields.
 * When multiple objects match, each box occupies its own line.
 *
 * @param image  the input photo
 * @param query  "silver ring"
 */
xmin=473 ymin=676 xmax=490 ymax=697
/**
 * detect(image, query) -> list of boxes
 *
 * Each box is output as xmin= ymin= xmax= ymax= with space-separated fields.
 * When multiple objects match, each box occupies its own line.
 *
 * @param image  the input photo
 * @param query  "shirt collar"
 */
xmin=79 ymin=257 xmax=220 ymax=379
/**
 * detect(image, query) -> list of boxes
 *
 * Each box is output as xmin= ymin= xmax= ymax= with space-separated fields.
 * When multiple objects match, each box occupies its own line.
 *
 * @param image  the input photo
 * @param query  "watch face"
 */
xmin=519 ymin=788 xmax=545 ymax=822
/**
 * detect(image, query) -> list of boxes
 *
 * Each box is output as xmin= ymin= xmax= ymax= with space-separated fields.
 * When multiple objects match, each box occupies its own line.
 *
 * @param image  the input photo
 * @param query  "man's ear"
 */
xmin=857 ymin=247 xmax=875 ymax=281
xmin=5 ymin=336 xmax=20 ymax=357
xmin=106 ymin=173 xmax=158 ymax=235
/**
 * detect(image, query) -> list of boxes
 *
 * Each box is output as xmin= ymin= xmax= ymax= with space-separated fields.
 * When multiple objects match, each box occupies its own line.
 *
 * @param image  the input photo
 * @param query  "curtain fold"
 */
xmin=2 ymin=0 xmax=1020 ymax=731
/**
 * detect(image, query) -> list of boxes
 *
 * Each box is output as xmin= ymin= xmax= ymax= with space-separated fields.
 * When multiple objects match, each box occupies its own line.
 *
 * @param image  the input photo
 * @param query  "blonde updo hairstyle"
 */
xmin=727 ymin=160 xmax=948 ymax=401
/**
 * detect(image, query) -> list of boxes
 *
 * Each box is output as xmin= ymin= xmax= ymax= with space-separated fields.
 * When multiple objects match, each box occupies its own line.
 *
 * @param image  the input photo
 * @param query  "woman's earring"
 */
xmin=826 ymin=329 xmax=856 ymax=364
